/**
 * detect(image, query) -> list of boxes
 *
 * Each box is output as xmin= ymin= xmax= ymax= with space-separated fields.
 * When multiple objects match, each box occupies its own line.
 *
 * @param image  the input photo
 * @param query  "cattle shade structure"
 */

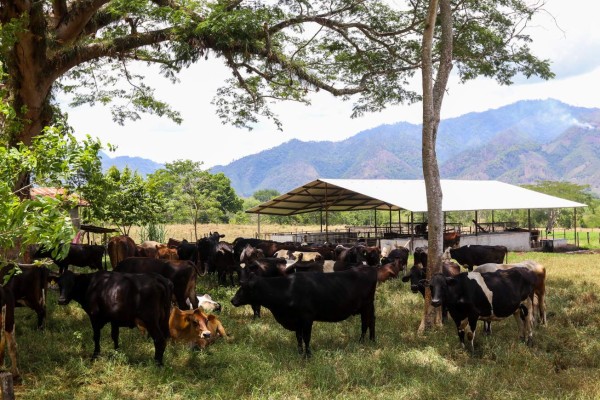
xmin=247 ymin=179 xmax=586 ymax=215
xmin=246 ymin=179 xmax=587 ymax=250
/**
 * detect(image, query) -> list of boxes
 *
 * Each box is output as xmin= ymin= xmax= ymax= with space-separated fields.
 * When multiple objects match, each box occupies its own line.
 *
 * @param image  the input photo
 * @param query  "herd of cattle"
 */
xmin=0 ymin=232 xmax=548 ymax=380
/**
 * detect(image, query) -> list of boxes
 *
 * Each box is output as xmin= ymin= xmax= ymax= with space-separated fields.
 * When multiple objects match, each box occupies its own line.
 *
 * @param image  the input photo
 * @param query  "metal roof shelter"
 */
xmin=246 ymin=179 xmax=587 ymax=216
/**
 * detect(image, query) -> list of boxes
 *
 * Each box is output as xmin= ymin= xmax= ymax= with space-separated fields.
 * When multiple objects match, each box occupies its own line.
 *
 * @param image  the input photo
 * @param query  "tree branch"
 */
xmin=51 ymin=0 xmax=68 ymax=27
xmin=49 ymin=28 xmax=173 ymax=80
xmin=55 ymin=0 xmax=111 ymax=44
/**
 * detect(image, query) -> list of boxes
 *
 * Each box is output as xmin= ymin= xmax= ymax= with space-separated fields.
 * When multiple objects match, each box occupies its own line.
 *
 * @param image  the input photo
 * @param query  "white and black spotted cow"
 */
xmin=474 ymin=260 xmax=547 ymax=326
xmin=429 ymin=267 xmax=537 ymax=352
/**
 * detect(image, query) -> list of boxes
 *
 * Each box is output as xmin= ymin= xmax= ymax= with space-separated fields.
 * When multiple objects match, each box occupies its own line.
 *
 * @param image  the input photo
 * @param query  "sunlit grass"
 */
xmin=11 ymin=251 xmax=600 ymax=399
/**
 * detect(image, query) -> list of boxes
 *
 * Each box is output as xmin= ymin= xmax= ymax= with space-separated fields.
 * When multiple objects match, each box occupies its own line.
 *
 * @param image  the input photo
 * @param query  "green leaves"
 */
xmin=0 ymin=124 xmax=103 ymax=261
xmin=86 ymin=166 xmax=166 ymax=235
xmin=147 ymin=160 xmax=243 ymax=227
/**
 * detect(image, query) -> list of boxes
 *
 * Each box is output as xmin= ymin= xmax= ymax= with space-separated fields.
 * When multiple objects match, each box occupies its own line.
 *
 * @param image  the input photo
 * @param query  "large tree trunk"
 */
xmin=418 ymin=0 xmax=453 ymax=333
xmin=2 ymin=3 xmax=56 ymax=197
xmin=3 ymin=2 xmax=54 ymax=147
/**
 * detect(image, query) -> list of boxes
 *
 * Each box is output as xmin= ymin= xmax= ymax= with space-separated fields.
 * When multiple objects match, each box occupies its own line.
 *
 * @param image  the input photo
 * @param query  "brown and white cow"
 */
xmin=169 ymin=307 xmax=228 ymax=349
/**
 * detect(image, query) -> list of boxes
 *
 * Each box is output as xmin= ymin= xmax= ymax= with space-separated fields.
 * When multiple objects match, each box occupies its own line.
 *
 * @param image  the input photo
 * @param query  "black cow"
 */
xmin=381 ymin=247 xmax=409 ymax=273
xmin=197 ymin=232 xmax=226 ymax=275
xmin=57 ymin=270 xmax=172 ymax=365
xmin=285 ymin=257 xmax=325 ymax=274
xmin=239 ymin=244 xmax=265 ymax=265
xmin=402 ymin=260 xmax=461 ymax=295
xmin=231 ymin=266 xmax=378 ymax=357
xmin=412 ymin=247 xmax=428 ymax=268
xmin=0 ymin=264 xmax=49 ymax=329
xmin=333 ymin=245 xmax=368 ymax=271
xmin=401 ymin=260 xmax=460 ymax=322
xmin=448 ymin=245 xmax=508 ymax=271
xmin=233 ymin=238 xmax=283 ymax=260
xmin=176 ymin=239 xmax=200 ymax=270
xmin=429 ymin=268 xmax=537 ymax=352
xmin=241 ymin=257 xmax=288 ymax=318
xmin=214 ymin=242 xmax=238 ymax=286
xmin=114 ymin=257 xmax=198 ymax=309
xmin=34 ymin=243 xmax=105 ymax=274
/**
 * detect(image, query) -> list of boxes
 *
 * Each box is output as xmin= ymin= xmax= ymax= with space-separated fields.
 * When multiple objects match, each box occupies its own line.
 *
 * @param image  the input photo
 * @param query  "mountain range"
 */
xmin=210 ymin=99 xmax=600 ymax=196
xmin=99 ymin=151 xmax=164 ymax=177
xmin=99 ymin=99 xmax=600 ymax=197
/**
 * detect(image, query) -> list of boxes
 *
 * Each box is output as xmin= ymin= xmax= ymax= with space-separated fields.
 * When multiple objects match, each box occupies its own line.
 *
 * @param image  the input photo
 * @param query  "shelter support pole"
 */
xmin=574 ymin=208 xmax=578 ymax=247
xmin=410 ymin=212 xmax=414 ymax=252
xmin=528 ymin=209 xmax=531 ymax=232
xmin=399 ymin=210 xmax=402 ymax=234
xmin=325 ymin=209 xmax=329 ymax=243
xmin=257 ymin=213 xmax=261 ymax=239
xmin=320 ymin=210 xmax=323 ymax=233
xmin=325 ymin=182 xmax=329 ymax=243
xmin=389 ymin=206 xmax=392 ymax=234
xmin=374 ymin=209 xmax=378 ymax=240
xmin=492 ymin=210 xmax=495 ymax=232
xmin=475 ymin=210 xmax=478 ymax=236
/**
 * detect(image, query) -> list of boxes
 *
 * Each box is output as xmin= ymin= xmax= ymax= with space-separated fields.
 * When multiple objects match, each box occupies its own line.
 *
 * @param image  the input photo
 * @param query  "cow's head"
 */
xmin=197 ymin=294 xmax=222 ymax=312
xmin=190 ymin=309 xmax=211 ymax=339
xmin=429 ymin=273 xmax=456 ymax=307
xmin=240 ymin=244 xmax=263 ymax=264
xmin=401 ymin=265 xmax=426 ymax=293
xmin=231 ymin=276 xmax=256 ymax=307
xmin=57 ymin=270 xmax=76 ymax=305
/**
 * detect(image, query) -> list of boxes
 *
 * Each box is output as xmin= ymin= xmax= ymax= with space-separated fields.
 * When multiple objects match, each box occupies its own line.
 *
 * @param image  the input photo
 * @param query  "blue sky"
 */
xmin=65 ymin=0 xmax=600 ymax=168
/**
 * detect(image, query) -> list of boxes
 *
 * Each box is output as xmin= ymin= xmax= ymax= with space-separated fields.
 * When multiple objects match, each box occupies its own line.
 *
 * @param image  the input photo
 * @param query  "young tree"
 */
xmin=96 ymin=166 xmax=165 ymax=235
xmin=418 ymin=0 xmax=553 ymax=331
xmin=148 ymin=160 xmax=242 ymax=238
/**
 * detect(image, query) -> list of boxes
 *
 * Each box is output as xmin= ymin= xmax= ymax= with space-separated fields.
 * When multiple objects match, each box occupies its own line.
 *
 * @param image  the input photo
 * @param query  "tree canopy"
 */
xmin=147 ymin=159 xmax=242 ymax=238
xmin=0 ymin=1 xmax=552 ymax=153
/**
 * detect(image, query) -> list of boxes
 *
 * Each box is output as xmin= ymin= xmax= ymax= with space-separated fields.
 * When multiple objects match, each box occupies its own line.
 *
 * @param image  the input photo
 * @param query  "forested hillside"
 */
xmin=211 ymin=99 xmax=600 ymax=196
xmin=100 ymin=99 xmax=600 ymax=197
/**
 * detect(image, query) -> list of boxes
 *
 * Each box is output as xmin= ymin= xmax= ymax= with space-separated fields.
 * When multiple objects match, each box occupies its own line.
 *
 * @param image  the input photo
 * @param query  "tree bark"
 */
xmin=418 ymin=0 xmax=453 ymax=333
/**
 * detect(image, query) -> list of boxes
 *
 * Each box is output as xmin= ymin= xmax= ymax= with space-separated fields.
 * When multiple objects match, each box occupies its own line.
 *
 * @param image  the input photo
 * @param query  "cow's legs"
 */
xmin=456 ymin=318 xmax=468 ymax=348
xmin=145 ymin=323 xmax=167 ymax=366
xmin=483 ymin=321 xmax=492 ymax=335
xmin=536 ymin=292 xmax=547 ymax=325
xmin=520 ymin=298 xmax=534 ymax=345
xmin=295 ymin=330 xmax=303 ymax=355
xmin=360 ymin=303 xmax=376 ymax=342
xmin=91 ymin=319 xmax=104 ymax=359
xmin=111 ymin=322 xmax=120 ymax=350
xmin=466 ymin=316 xmax=478 ymax=353
xmin=301 ymin=321 xmax=313 ymax=358
xmin=4 ymin=329 xmax=19 ymax=380
xmin=34 ymin=290 xmax=47 ymax=329
xmin=251 ymin=304 xmax=261 ymax=319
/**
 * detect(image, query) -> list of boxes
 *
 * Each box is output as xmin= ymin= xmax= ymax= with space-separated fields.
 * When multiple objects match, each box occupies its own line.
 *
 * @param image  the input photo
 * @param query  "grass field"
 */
xmin=11 ymin=247 xmax=600 ymax=399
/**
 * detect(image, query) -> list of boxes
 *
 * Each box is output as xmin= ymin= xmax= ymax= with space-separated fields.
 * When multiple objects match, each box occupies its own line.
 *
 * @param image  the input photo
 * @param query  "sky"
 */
xmin=64 ymin=0 xmax=600 ymax=169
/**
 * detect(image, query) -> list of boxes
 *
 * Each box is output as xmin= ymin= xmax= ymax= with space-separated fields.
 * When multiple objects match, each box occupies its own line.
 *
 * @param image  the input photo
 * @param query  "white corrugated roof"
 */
xmin=246 ymin=179 xmax=586 ymax=215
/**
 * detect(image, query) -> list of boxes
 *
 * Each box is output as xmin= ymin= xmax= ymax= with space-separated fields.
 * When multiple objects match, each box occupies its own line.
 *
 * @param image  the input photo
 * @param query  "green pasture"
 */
xmin=12 ymin=251 xmax=600 ymax=399
xmin=541 ymin=229 xmax=600 ymax=249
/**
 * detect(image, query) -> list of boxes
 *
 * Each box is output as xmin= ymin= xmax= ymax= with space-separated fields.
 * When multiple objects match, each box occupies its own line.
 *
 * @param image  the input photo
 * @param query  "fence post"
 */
xmin=0 ymin=372 xmax=15 ymax=400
